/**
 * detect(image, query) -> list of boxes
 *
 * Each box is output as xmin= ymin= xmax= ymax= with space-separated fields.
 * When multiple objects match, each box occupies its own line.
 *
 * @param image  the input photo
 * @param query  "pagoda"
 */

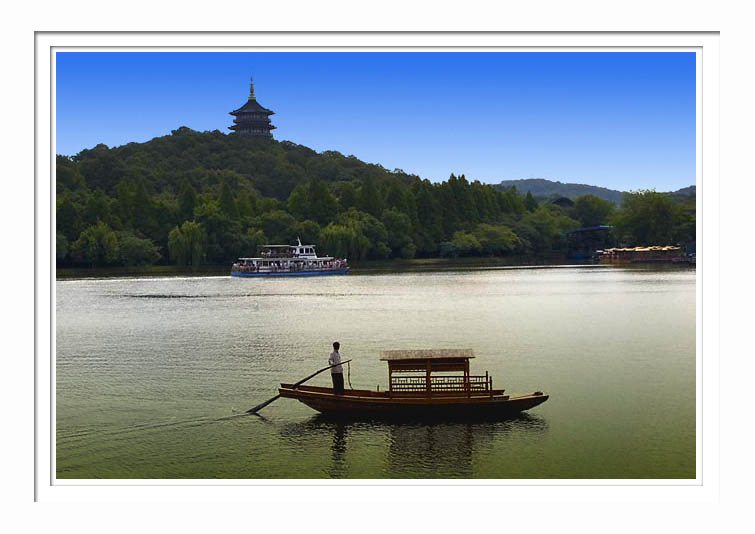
xmin=228 ymin=77 xmax=276 ymax=138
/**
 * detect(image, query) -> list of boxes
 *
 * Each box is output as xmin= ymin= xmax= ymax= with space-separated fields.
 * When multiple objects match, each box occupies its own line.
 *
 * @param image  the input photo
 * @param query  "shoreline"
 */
xmin=54 ymin=256 xmax=694 ymax=280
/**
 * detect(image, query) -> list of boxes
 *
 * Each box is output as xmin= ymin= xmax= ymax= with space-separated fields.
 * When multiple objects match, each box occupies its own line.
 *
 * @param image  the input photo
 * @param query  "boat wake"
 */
xmin=56 ymin=412 xmax=251 ymax=445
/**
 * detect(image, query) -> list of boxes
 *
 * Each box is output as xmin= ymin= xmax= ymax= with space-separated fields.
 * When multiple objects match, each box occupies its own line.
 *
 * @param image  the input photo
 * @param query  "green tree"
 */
xmin=499 ymin=187 xmax=525 ymax=216
xmin=673 ymin=197 xmax=696 ymax=245
xmin=384 ymin=179 xmax=410 ymax=214
xmin=236 ymin=189 xmax=257 ymax=219
xmin=381 ymin=208 xmax=416 ymax=259
xmin=168 ymin=220 xmax=207 ymax=267
xmin=412 ymin=180 xmax=444 ymax=254
xmin=573 ymin=194 xmax=615 ymax=227
xmin=70 ymin=221 xmax=120 ymax=267
xmin=612 ymin=190 xmax=680 ymax=245
xmin=258 ymin=210 xmax=297 ymax=243
xmin=118 ymin=233 xmax=162 ymax=266
xmin=438 ymin=241 xmax=458 ymax=258
xmin=336 ymin=208 xmax=390 ymax=259
xmin=177 ymin=179 xmax=197 ymax=223
xmin=439 ymin=182 xmax=460 ymax=239
xmin=524 ymin=191 xmax=538 ymax=212
xmin=319 ymin=223 xmax=370 ymax=260
xmin=472 ymin=223 xmax=522 ymax=255
xmin=357 ymin=176 xmax=384 ymax=217
xmin=76 ymin=143 xmax=126 ymax=194
xmin=56 ymin=156 xmax=86 ymax=192
xmin=83 ymin=189 xmax=116 ymax=228
xmin=193 ymin=201 xmax=243 ymax=263
xmin=114 ymin=178 xmax=157 ymax=236
xmin=308 ymin=178 xmax=338 ymax=225
xmin=471 ymin=181 xmax=501 ymax=222
xmin=338 ymin=182 xmax=358 ymax=211
xmin=245 ymin=229 xmax=267 ymax=256
xmin=293 ymin=220 xmax=322 ymax=245
xmin=518 ymin=205 xmax=579 ymax=255
xmin=287 ymin=178 xmax=336 ymax=225
xmin=218 ymin=179 xmax=239 ymax=219
xmin=450 ymin=231 xmax=482 ymax=257
xmin=56 ymin=232 xmax=69 ymax=263
xmin=57 ymin=195 xmax=84 ymax=241
xmin=452 ymin=174 xmax=480 ymax=222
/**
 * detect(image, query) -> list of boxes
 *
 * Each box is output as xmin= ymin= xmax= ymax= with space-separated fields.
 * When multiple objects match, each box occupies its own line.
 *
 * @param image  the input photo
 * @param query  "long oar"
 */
xmin=246 ymin=359 xmax=353 ymax=414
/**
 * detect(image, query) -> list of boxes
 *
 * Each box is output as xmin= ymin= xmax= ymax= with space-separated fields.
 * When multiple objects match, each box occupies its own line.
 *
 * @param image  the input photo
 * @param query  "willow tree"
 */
xmin=168 ymin=220 xmax=207 ymax=267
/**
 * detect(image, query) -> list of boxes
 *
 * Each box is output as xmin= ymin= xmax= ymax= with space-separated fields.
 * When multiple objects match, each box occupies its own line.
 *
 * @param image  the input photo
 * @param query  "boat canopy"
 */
xmin=380 ymin=349 xmax=474 ymax=374
xmin=380 ymin=349 xmax=474 ymax=361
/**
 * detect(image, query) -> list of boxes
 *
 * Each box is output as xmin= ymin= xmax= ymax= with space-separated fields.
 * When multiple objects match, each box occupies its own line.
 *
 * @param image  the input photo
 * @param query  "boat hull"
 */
xmin=278 ymin=384 xmax=548 ymax=419
xmin=231 ymin=268 xmax=349 ymax=277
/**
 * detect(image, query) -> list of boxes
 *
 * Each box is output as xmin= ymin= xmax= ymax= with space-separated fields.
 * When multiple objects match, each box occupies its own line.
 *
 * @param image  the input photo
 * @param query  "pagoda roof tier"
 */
xmin=230 ymin=99 xmax=275 ymax=115
xmin=231 ymin=117 xmax=274 ymax=124
xmin=229 ymin=124 xmax=277 ymax=131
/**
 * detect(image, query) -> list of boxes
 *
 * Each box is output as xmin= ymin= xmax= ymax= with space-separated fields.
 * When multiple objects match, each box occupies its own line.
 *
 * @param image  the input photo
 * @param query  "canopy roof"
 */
xmin=602 ymin=246 xmax=680 ymax=252
xmin=380 ymin=349 xmax=474 ymax=361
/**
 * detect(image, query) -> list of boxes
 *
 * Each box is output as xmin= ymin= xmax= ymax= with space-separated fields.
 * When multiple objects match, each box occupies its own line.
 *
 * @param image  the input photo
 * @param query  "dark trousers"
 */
xmin=331 ymin=372 xmax=345 ymax=395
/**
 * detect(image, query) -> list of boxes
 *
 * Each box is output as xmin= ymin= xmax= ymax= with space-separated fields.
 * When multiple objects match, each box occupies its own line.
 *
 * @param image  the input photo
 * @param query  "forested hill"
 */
xmin=494 ymin=178 xmax=696 ymax=204
xmin=670 ymin=185 xmax=696 ymax=200
xmin=494 ymin=179 xmax=624 ymax=203
xmin=56 ymin=127 xmax=696 ymax=268
xmin=57 ymin=126 xmax=422 ymax=201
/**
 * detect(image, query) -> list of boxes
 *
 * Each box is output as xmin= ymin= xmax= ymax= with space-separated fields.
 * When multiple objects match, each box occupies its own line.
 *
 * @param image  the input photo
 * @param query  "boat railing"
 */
xmin=390 ymin=374 xmax=492 ymax=396
xmin=232 ymin=263 xmax=347 ymax=273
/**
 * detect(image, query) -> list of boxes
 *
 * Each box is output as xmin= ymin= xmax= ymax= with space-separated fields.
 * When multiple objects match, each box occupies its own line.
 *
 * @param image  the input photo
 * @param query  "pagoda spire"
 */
xmin=248 ymin=76 xmax=256 ymax=101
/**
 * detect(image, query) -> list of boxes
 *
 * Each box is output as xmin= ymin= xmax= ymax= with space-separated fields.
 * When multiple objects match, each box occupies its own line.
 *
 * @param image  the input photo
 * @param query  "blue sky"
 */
xmin=55 ymin=51 xmax=695 ymax=191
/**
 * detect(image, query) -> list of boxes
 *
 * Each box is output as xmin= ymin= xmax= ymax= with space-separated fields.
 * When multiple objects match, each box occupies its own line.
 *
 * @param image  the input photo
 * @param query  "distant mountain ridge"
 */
xmin=493 ymin=178 xmax=695 ymax=204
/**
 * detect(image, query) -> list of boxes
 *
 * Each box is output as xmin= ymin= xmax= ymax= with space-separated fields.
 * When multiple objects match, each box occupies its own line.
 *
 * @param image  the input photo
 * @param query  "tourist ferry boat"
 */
xmin=278 ymin=349 xmax=549 ymax=418
xmin=231 ymin=239 xmax=349 ymax=277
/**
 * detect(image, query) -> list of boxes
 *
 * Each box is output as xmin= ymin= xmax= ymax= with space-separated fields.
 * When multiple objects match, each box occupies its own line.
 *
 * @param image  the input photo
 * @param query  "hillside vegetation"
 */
xmin=495 ymin=178 xmax=695 ymax=205
xmin=56 ymin=128 xmax=696 ymax=268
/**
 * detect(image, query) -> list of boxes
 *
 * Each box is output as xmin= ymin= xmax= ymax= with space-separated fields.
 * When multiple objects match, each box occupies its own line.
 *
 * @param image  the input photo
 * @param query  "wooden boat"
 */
xmin=278 ymin=349 xmax=548 ymax=418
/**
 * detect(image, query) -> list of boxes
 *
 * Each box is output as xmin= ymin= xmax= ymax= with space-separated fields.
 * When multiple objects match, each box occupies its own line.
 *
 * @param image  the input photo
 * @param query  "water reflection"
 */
xmin=278 ymin=416 xmax=354 ymax=478
xmin=279 ymin=413 xmax=548 ymax=479
xmin=328 ymin=422 xmax=348 ymax=478
xmin=385 ymin=414 xmax=548 ymax=478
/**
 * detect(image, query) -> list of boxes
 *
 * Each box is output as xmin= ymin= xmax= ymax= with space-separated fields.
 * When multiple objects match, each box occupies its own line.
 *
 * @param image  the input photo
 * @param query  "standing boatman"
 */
xmin=329 ymin=342 xmax=345 ymax=395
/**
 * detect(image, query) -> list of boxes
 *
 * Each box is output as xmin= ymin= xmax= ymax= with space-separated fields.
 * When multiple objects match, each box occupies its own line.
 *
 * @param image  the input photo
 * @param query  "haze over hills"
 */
xmin=494 ymin=178 xmax=695 ymax=204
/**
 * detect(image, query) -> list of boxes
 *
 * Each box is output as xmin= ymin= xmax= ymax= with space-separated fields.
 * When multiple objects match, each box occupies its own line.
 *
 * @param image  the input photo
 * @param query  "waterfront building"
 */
xmin=228 ymin=77 xmax=276 ymax=138
xmin=596 ymin=245 xmax=691 ymax=264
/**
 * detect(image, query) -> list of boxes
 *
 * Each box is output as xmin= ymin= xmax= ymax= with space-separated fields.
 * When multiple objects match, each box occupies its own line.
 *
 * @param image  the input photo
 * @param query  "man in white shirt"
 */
xmin=328 ymin=341 xmax=344 ymax=395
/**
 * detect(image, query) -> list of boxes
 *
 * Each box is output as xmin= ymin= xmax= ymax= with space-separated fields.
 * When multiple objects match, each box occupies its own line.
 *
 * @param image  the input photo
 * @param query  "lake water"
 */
xmin=55 ymin=265 xmax=696 ymax=479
